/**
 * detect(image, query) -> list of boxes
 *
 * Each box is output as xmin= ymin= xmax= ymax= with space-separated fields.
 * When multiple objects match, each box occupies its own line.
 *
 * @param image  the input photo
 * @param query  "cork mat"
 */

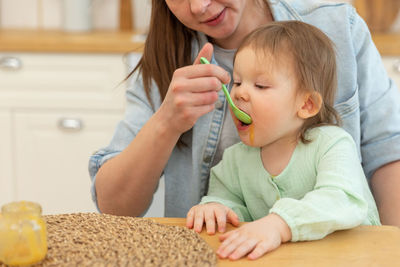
xmin=1 ymin=213 xmax=216 ymax=267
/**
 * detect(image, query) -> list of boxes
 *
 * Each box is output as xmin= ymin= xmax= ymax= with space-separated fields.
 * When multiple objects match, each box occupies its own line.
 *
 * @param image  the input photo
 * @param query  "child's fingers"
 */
xmin=226 ymin=209 xmax=240 ymax=226
xmin=214 ymin=209 xmax=227 ymax=233
xmin=247 ymin=241 xmax=271 ymax=260
xmin=229 ymin=239 xmax=258 ymax=260
xmin=193 ymin=210 xmax=205 ymax=233
xmin=217 ymin=233 xmax=246 ymax=259
xmin=186 ymin=208 xmax=195 ymax=228
xmin=204 ymin=209 xmax=216 ymax=235
xmin=219 ymin=229 xmax=236 ymax=241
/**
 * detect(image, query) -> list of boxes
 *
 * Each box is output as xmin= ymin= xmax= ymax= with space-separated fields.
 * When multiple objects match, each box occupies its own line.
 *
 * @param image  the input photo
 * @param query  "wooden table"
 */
xmin=151 ymin=218 xmax=400 ymax=267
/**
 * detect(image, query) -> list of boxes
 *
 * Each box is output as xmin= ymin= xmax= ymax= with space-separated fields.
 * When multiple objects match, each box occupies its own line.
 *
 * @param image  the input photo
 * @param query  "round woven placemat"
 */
xmin=1 ymin=213 xmax=216 ymax=267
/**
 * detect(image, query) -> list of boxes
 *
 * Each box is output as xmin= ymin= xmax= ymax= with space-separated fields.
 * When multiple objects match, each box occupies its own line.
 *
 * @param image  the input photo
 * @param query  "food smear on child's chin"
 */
xmin=235 ymin=119 xmax=255 ymax=146
xmin=249 ymin=123 xmax=254 ymax=145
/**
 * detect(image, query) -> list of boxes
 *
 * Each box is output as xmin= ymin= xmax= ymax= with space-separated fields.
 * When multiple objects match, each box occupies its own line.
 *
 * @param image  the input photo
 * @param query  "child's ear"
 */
xmin=297 ymin=92 xmax=322 ymax=119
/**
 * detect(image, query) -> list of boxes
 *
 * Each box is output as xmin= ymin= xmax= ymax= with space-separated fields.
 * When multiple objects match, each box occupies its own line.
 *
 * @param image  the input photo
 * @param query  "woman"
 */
xmin=89 ymin=0 xmax=400 ymax=225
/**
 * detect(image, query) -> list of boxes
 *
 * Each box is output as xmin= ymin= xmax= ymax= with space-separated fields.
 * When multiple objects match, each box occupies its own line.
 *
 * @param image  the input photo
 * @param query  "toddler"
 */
xmin=186 ymin=21 xmax=380 ymax=261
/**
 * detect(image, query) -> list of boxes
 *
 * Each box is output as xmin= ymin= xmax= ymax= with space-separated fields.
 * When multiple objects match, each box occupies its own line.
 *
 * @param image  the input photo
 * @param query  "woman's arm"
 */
xmin=348 ymin=9 xmax=400 ymax=225
xmin=94 ymin=43 xmax=230 ymax=216
xmin=370 ymin=161 xmax=400 ymax=226
xmin=95 ymin=110 xmax=181 ymax=216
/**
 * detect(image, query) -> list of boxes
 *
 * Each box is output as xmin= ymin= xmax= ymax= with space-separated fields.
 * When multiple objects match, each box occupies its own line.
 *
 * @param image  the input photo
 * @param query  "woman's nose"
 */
xmin=190 ymin=0 xmax=211 ymax=15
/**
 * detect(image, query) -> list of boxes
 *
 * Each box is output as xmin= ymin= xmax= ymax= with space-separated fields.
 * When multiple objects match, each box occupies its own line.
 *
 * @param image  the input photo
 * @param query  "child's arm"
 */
xmin=186 ymin=145 xmax=252 ymax=234
xmin=201 ymin=146 xmax=253 ymax=221
xmin=270 ymin=130 xmax=378 ymax=241
xmin=186 ymin=202 xmax=240 ymax=234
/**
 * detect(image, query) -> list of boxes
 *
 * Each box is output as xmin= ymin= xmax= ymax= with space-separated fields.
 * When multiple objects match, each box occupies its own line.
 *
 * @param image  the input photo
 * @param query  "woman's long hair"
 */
xmin=128 ymin=0 xmax=196 ymax=109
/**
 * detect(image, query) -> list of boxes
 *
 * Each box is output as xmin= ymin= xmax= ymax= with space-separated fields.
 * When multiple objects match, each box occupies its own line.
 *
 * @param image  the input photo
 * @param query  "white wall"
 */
xmin=0 ymin=1 xmax=354 ymax=31
xmin=0 ymin=0 xmax=151 ymax=31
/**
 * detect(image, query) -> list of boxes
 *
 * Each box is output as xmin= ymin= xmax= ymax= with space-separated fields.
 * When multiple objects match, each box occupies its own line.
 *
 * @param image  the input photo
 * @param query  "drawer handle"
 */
xmin=394 ymin=60 xmax=400 ymax=74
xmin=0 ymin=56 xmax=22 ymax=71
xmin=58 ymin=118 xmax=83 ymax=131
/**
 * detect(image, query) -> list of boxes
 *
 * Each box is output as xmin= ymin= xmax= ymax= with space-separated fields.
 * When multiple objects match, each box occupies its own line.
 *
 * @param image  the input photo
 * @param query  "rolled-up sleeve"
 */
xmin=351 ymin=11 xmax=400 ymax=178
xmin=88 ymin=73 xmax=160 ymax=209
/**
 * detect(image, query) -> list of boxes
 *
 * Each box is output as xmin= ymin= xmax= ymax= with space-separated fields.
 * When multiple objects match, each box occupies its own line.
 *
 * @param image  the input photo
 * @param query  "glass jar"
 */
xmin=0 ymin=201 xmax=47 ymax=266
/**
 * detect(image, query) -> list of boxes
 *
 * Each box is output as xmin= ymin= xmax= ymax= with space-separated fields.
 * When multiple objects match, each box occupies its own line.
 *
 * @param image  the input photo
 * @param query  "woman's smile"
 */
xmin=202 ymin=8 xmax=227 ymax=26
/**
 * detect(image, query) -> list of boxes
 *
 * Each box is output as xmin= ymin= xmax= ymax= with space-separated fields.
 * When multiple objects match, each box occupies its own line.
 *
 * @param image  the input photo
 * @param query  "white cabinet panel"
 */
xmin=0 ymin=51 xmax=166 ymax=217
xmin=0 ymin=111 xmax=13 ymax=205
xmin=0 ymin=53 xmax=126 ymax=110
xmin=13 ymin=110 xmax=122 ymax=215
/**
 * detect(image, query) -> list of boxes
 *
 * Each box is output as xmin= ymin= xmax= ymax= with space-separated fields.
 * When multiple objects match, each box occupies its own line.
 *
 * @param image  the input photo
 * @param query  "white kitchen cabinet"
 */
xmin=13 ymin=111 xmax=122 ymax=214
xmin=0 ymin=52 xmax=164 ymax=216
xmin=0 ymin=110 xmax=13 ymax=205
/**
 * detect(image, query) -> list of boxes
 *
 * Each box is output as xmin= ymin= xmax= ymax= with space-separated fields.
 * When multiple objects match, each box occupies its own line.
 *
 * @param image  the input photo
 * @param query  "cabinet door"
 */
xmin=0 ymin=111 xmax=13 ymax=205
xmin=14 ymin=110 xmax=122 ymax=215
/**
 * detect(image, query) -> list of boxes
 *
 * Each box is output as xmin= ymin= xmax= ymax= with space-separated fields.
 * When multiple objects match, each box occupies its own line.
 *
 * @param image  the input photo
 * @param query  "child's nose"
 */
xmin=232 ymin=85 xmax=250 ymax=102
xmin=190 ymin=0 xmax=211 ymax=15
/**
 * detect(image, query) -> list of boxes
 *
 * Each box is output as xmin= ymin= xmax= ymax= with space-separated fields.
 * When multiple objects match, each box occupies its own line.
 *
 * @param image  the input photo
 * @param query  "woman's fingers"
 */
xmin=193 ymin=42 xmax=213 ymax=65
xmin=174 ymin=64 xmax=230 ymax=86
xmin=171 ymin=77 xmax=220 ymax=101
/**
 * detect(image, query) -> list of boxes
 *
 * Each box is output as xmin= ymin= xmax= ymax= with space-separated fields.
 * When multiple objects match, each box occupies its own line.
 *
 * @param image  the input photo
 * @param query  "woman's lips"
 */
xmin=203 ymin=8 xmax=226 ymax=26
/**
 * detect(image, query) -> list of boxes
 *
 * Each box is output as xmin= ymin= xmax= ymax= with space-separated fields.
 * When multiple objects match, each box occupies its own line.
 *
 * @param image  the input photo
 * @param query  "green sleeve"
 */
xmin=270 ymin=132 xmax=374 ymax=241
xmin=200 ymin=148 xmax=252 ymax=222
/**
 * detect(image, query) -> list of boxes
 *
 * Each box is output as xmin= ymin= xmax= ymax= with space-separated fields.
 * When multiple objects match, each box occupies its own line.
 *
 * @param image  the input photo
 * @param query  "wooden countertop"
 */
xmin=0 ymin=30 xmax=145 ymax=53
xmin=0 ymin=30 xmax=399 ymax=55
xmin=152 ymin=217 xmax=400 ymax=267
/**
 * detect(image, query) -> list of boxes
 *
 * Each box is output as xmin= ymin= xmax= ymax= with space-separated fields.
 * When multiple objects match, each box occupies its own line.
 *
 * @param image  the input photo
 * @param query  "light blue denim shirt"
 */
xmin=89 ymin=0 xmax=400 ymax=217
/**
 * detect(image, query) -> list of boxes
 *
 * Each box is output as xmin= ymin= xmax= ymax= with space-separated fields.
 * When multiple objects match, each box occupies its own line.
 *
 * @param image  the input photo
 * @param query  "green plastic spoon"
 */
xmin=200 ymin=57 xmax=252 ymax=125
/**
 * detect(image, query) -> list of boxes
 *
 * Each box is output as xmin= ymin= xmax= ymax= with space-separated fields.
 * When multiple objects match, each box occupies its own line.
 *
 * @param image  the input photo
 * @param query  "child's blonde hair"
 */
xmin=234 ymin=21 xmax=341 ymax=143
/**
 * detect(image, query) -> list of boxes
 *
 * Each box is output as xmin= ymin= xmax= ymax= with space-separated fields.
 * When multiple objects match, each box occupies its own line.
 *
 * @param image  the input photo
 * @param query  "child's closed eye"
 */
xmin=255 ymin=84 xmax=270 ymax=89
xmin=233 ymin=81 xmax=241 ymax=87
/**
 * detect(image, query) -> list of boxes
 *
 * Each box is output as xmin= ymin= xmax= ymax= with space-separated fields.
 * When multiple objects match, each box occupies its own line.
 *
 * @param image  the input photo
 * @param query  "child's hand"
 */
xmin=217 ymin=213 xmax=292 ymax=260
xmin=186 ymin=203 xmax=240 ymax=234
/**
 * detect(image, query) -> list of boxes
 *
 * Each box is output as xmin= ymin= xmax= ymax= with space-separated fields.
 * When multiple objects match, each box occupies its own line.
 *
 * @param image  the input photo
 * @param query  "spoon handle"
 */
xmin=199 ymin=57 xmax=234 ymax=105
xmin=221 ymin=84 xmax=235 ymax=108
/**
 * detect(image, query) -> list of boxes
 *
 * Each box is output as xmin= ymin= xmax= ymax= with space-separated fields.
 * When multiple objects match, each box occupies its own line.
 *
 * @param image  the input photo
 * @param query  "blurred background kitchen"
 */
xmin=0 ymin=0 xmax=399 ymax=217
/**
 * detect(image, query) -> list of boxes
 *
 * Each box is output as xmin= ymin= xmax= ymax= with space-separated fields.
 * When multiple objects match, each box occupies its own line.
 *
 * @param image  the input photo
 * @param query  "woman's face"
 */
xmin=165 ymin=0 xmax=269 ymax=49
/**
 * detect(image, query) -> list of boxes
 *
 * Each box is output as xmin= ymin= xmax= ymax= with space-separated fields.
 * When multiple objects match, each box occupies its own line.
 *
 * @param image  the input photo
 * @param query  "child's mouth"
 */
xmin=236 ymin=120 xmax=251 ymax=130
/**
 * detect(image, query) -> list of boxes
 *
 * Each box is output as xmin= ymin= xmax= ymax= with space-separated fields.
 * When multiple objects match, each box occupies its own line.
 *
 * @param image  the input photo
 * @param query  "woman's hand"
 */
xmin=217 ymin=213 xmax=292 ymax=260
xmin=186 ymin=203 xmax=240 ymax=235
xmin=157 ymin=43 xmax=231 ymax=134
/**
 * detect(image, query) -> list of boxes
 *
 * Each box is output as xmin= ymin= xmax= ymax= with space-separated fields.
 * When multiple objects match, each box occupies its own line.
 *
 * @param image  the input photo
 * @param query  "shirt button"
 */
xmin=203 ymin=155 xmax=212 ymax=163
xmin=215 ymin=100 xmax=223 ymax=110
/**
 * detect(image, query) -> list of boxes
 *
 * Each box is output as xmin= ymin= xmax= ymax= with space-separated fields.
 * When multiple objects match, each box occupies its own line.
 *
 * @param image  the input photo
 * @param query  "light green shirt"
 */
xmin=200 ymin=126 xmax=381 ymax=242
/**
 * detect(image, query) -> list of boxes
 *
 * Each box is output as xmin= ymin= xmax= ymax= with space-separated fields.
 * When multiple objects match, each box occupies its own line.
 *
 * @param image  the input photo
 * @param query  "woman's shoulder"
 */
xmin=282 ymin=0 xmax=353 ymax=16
